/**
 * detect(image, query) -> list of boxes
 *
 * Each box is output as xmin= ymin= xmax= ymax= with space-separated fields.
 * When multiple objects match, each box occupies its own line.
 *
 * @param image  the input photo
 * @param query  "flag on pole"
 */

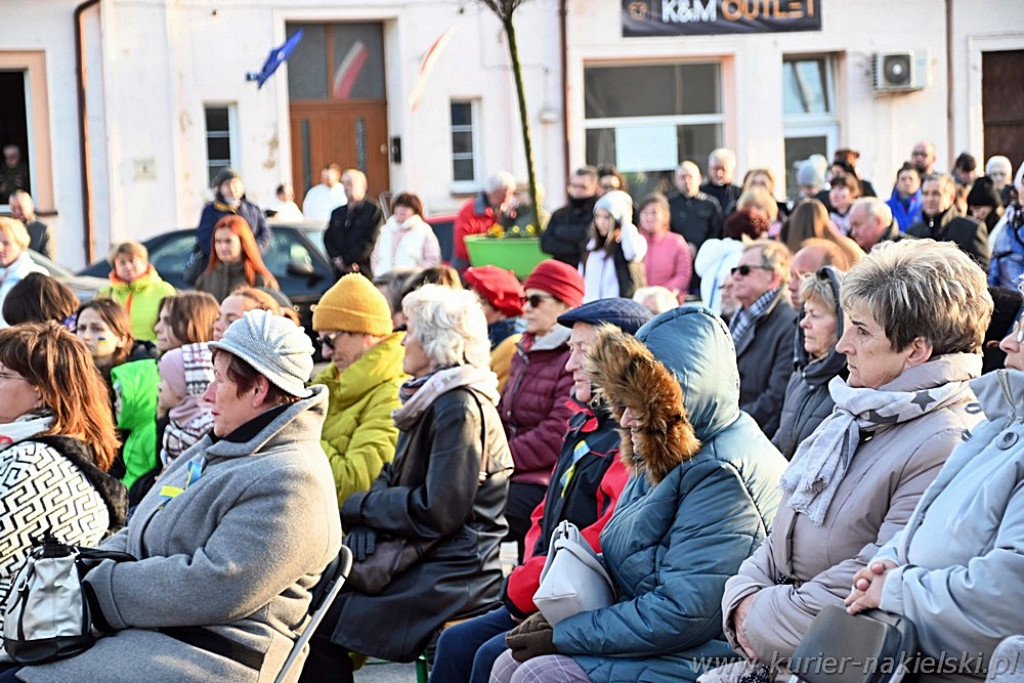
xmin=408 ymin=26 xmax=456 ymax=113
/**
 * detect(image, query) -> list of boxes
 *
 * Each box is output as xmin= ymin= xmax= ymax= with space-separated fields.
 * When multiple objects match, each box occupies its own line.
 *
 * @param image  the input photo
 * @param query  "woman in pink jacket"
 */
xmin=639 ymin=193 xmax=692 ymax=301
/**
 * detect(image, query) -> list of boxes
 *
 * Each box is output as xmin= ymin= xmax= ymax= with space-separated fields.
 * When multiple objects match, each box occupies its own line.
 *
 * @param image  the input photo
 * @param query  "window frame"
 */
xmin=450 ymin=99 xmax=482 ymax=193
xmin=203 ymin=103 xmax=239 ymax=188
xmin=782 ymin=54 xmax=840 ymax=200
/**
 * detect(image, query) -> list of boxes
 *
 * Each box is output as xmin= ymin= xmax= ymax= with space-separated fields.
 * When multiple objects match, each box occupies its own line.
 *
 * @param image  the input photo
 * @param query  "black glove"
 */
xmin=344 ymin=526 xmax=377 ymax=561
xmin=505 ymin=612 xmax=556 ymax=663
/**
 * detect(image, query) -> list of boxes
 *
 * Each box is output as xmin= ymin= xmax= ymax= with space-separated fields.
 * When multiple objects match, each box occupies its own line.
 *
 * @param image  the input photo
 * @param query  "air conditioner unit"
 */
xmin=873 ymin=50 xmax=930 ymax=92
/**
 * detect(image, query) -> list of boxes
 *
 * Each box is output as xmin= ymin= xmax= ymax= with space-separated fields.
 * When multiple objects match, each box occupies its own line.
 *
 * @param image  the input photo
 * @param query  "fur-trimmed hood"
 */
xmin=586 ymin=325 xmax=700 ymax=483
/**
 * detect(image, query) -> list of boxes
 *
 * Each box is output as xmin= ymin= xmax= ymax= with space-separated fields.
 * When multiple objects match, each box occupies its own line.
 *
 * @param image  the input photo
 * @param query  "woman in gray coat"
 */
xmin=709 ymin=240 xmax=993 ymax=682
xmin=14 ymin=310 xmax=343 ymax=683
xmin=771 ymin=266 xmax=847 ymax=459
xmin=844 ymin=314 xmax=1024 ymax=682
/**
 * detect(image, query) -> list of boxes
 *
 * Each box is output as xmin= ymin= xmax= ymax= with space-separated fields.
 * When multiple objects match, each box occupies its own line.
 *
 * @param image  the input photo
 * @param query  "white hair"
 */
xmin=986 ymin=155 xmax=1012 ymax=176
xmin=851 ymin=197 xmax=892 ymax=226
xmin=632 ymin=286 xmax=679 ymax=315
xmin=402 ymin=285 xmax=491 ymax=369
xmin=486 ymin=172 xmax=516 ymax=193
xmin=708 ymin=148 xmax=737 ymax=168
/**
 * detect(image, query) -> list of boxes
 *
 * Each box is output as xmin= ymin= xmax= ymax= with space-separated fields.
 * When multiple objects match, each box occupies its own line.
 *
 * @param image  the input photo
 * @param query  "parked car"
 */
xmin=27 ymin=250 xmax=108 ymax=303
xmin=78 ymin=222 xmax=335 ymax=337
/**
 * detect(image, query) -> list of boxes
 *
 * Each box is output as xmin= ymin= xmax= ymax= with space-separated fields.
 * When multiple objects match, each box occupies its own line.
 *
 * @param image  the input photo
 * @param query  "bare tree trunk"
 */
xmin=501 ymin=16 xmax=541 ymax=229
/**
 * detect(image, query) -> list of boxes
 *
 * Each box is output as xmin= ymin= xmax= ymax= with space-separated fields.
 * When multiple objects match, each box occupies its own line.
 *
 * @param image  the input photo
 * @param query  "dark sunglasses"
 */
xmin=730 ymin=264 xmax=774 ymax=277
xmin=316 ymin=332 xmax=342 ymax=349
xmin=525 ymin=293 xmax=554 ymax=308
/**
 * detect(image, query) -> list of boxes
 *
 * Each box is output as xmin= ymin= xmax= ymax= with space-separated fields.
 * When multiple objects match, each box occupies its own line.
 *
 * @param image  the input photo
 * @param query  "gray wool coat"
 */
xmin=19 ymin=386 xmax=343 ymax=683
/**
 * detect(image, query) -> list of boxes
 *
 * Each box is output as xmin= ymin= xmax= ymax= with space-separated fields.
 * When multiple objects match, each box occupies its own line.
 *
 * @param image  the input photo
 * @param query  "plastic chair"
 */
xmin=787 ymin=604 xmax=917 ymax=683
xmin=274 ymin=546 xmax=354 ymax=683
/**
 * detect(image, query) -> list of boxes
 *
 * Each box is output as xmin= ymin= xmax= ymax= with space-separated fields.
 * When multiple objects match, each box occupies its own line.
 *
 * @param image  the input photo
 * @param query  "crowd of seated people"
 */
xmin=0 ymin=144 xmax=1023 ymax=683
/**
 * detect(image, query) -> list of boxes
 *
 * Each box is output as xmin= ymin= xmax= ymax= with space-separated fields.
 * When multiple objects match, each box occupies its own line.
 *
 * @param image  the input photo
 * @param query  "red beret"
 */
xmin=523 ymin=259 xmax=585 ymax=309
xmin=465 ymin=265 xmax=525 ymax=317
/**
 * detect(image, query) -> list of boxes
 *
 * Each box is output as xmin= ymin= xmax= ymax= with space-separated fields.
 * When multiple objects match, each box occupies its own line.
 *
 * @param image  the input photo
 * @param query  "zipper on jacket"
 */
xmin=997 ymin=369 xmax=1020 ymax=423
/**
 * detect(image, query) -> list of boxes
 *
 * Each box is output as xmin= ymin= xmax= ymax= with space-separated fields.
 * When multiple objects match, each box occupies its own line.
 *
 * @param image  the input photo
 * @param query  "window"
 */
xmin=286 ymin=23 xmax=385 ymax=101
xmin=450 ymin=100 xmax=480 ymax=189
xmin=583 ymin=63 xmax=723 ymax=198
xmin=204 ymin=105 xmax=237 ymax=188
xmin=782 ymin=55 xmax=839 ymax=200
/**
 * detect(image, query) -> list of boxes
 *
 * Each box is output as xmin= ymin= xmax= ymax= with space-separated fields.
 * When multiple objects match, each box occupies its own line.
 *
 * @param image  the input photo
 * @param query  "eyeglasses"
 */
xmin=730 ymin=264 xmax=774 ymax=277
xmin=316 ymin=332 xmax=345 ymax=349
xmin=525 ymin=293 xmax=554 ymax=308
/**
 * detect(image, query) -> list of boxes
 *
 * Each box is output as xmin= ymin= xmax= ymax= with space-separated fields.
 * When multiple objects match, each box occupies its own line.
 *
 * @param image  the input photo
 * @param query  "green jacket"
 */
xmin=110 ymin=358 xmax=160 ymax=490
xmin=98 ymin=267 xmax=176 ymax=342
xmin=312 ymin=332 xmax=407 ymax=507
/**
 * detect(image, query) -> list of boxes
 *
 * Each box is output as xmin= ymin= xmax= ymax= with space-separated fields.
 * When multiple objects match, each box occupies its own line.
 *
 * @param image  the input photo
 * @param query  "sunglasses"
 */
xmin=525 ymin=293 xmax=554 ymax=308
xmin=316 ymin=332 xmax=344 ymax=349
xmin=730 ymin=264 xmax=774 ymax=277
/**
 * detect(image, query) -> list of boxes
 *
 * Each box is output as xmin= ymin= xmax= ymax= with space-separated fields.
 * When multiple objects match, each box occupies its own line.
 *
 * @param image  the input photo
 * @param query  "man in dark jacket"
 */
xmin=539 ymin=166 xmax=598 ymax=268
xmin=907 ymin=173 xmax=990 ymax=269
xmin=668 ymin=161 xmax=722 ymax=256
xmin=849 ymin=197 xmax=902 ymax=253
xmin=324 ymin=169 xmax=384 ymax=279
xmin=730 ymin=240 xmax=797 ymax=436
xmin=700 ymin=148 xmax=742 ymax=217
xmin=194 ymin=168 xmax=271 ymax=261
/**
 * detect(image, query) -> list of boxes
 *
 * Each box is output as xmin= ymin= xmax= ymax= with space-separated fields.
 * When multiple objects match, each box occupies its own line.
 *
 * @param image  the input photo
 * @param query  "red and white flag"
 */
xmin=408 ymin=26 xmax=456 ymax=113
xmin=333 ymin=40 xmax=368 ymax=99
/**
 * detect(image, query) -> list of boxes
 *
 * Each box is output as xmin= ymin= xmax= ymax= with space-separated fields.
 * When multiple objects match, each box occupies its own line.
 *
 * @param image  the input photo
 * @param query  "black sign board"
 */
xmin=623 ymin=0 xmax=821 ymax=37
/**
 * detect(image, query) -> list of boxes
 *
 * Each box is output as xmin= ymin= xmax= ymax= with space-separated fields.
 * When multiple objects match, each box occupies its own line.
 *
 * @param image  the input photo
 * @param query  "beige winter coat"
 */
xmin=720 ymin=353 xmax=983 ymax=664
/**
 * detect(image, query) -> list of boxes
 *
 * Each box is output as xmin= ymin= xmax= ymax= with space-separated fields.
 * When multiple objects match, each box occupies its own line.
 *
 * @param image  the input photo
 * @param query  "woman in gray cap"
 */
xmin=13 ymin=309 xmax=342 ymax=683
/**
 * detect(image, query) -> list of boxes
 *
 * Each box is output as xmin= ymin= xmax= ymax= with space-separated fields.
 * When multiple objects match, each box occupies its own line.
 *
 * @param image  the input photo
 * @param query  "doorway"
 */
xmin=286 ymin=22 xmax=390 ymax=203
xmin=0 ymin=70 xmax=30 ymax=205
xmin=982 ymin=50 xmax=1024 ymax=168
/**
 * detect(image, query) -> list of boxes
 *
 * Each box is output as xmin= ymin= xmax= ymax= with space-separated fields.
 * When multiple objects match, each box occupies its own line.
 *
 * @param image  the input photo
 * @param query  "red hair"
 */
xmin=207 ymin=215 xmax=279 ymax=290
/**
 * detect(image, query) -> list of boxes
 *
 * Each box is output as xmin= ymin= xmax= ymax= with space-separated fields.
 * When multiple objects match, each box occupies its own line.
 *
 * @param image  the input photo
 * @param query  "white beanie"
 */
xmin=595 ymin=190 xmax=633 ymax=225
xmin=208 ymin=310 xmax=313 ymax=398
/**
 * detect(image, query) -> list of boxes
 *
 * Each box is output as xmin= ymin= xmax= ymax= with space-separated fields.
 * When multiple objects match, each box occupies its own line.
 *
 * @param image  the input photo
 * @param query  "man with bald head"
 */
xmin=668 ymin=160 xmax=722 ymax=257
xmin=848 ymin=197 xmax=900 ymax=253
xmin=911 ymin=141 xmax=938 ymax=177
xmin=324 ymin=169 xmax=384 ymax=279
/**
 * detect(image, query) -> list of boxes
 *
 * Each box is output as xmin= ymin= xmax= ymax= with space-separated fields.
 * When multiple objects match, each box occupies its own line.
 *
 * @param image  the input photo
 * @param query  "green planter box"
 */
xmin=464 ymin=235 xmax=547 ymax=278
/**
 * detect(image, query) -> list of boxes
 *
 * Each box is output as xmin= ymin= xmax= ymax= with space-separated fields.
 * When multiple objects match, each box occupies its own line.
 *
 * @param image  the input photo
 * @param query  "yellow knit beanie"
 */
xmin=312 ymin=274 xmax=394 ymax=336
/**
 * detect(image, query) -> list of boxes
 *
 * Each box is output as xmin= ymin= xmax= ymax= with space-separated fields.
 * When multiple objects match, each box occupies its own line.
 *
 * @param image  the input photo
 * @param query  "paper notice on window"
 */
xmin=615 ymin=125 xmax=678 ymax=173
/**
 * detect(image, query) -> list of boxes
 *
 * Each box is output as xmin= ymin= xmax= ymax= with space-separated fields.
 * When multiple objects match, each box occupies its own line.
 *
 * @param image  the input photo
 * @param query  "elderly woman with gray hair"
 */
xmin=303 ymin=285 xmax=514 ymax=681
xmin=706 ymin=239 xmax=993 ymax=682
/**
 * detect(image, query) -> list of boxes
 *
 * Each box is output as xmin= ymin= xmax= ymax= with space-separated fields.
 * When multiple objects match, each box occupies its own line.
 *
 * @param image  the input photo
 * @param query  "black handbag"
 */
xmin=2 ymin=535 xmax=135 ymax=664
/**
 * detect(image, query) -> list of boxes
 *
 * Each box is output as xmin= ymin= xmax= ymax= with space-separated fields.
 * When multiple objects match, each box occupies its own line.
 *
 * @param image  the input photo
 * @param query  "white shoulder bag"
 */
xmin=532 ymin=520 xmax=616 ymax=625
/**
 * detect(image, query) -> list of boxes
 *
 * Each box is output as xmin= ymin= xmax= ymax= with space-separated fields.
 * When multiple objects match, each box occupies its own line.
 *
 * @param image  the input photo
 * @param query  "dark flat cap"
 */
xmin=557 ymin=297 xmax=653 ymax=336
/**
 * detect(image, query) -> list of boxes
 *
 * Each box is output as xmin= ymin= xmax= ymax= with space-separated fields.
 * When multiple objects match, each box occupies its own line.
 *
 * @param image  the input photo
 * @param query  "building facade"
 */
xmin=0 ymin=0 xmax=1021 ymax=267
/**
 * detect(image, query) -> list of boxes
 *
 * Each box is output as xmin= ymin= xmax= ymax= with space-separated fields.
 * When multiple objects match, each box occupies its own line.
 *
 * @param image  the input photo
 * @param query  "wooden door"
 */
xmin=983 ymin=50 xmax=1024 ymax=167
xmin=290 ymin=101 xmax=390 ymax=203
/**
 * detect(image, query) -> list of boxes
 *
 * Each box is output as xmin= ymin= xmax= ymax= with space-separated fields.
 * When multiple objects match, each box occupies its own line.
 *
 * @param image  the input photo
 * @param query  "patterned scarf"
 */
xmin=781 ymin=359 xmax=977 ymax=525
xmin=729 ymin=286 xmax=783 ymax=346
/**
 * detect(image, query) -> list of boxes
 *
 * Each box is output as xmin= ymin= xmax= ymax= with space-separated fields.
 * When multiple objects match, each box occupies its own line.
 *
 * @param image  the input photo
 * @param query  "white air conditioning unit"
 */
xmin=873 ymin=50 xmax=930 ymax=92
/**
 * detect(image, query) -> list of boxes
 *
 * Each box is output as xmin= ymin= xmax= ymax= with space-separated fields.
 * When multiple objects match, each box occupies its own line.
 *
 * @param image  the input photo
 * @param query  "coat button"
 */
xmin=998 ymin=432 xmax=1018 ymax=450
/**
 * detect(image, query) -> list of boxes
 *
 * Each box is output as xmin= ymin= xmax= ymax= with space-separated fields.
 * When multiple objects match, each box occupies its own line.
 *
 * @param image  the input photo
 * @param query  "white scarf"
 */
xmin=0 ymin=413 xmax=55 ymax=451
xmin=780 ymin=358 xmax=977 ymax=525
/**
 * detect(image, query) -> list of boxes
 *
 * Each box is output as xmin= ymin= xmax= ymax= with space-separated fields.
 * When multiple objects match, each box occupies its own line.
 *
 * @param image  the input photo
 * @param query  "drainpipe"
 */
xmin=944 ymin=0 xmax=954 ymax=162
xmin=74 ymin=0 xmax=100 ymax=263
xmin=559 ymin=0 xmax=570 ymax=182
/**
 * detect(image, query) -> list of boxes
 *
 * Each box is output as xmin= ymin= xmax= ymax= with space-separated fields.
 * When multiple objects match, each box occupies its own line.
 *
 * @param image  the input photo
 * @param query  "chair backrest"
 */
xmin=274 ymin=545 xmax=353 ymax=683
xmin=788 ymin=605 xmax=917 ymax=683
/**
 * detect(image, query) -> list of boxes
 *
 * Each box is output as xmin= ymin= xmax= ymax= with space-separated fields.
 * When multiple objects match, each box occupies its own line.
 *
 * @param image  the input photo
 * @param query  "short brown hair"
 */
xmin=392 ymin=192 xmax=424 ymax=217
xmin=107 ymin=241 xmax=149 ymax=266
xmin=76 ymin=298 xmax=134 ymax=374
xmin=211 ymin=348 xmax=298 ymax=405
xmin=3 ymin=273 xmax=79 ymax=326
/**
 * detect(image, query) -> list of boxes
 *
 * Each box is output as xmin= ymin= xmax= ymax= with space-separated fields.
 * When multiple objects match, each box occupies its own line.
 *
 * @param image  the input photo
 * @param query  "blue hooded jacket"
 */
xmin=552 ymin=307 xmax=788 ymax=682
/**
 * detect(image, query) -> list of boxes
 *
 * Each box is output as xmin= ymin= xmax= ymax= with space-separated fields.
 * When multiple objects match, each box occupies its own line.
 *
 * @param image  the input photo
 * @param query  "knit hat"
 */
xmin=522 ymin=260 xmax=585 ymax=308
xmin=158 ymin=343 xmax=214 ymax=400
xmin=557 ymin=298 xmax=653 ymax=336
xmin=797 ymin=154 xmax=828 ymax=189
xmin=594 ymin=190 xmax=633 ymax=225
xmin=464 ymin=265 xmax=525 ymax=317
xmin=967 ymin=176 xmax=1002 ymax=208
xmin=312 ymin=273 xmax=393 ymax=335
xmin=209 ymin=310 xmax=313 ymax=398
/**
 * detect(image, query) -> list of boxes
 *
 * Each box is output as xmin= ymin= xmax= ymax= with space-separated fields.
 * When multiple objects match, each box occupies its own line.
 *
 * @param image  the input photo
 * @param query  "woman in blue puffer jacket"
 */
xmin=490 ymin=307 xmax=788 ymax=682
